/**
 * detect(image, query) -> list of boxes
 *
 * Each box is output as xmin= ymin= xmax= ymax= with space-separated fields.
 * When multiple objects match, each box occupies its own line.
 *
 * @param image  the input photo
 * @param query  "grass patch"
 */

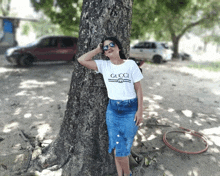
xmin=145 ymin=61 xmax=153 ymax=65
xmin=188 ymin=61 xmax=220 ymax=72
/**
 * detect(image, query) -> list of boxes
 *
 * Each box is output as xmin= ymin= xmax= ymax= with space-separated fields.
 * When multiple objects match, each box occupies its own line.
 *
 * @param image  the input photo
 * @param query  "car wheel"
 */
xmin=16 ymin=59 xmax=21 ymax=66
xmin=153 ymin=56 xmax=162 ymax=64
xmin=19 ymin=55 xmax=34 ymax=66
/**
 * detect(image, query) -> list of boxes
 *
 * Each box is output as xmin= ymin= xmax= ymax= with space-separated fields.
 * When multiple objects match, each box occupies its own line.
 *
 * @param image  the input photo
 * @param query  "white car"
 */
xmin=130 ymin=41 xmax=173 ymax=63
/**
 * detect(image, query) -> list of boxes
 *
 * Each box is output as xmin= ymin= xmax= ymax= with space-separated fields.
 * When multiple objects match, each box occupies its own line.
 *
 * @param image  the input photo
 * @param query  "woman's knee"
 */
xmin=114 ymin=149 xmax=128 ymax=162
xmin=115 ymin=156 xmax=128 ymax=162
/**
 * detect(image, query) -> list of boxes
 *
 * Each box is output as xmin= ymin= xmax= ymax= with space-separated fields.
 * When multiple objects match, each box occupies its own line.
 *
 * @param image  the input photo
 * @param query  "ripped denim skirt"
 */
xmin=106 ymin=98 xmax=138 ymax=157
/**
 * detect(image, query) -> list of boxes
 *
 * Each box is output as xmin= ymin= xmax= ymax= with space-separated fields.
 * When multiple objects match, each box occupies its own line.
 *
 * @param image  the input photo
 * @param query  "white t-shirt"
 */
xmin=95 ymin=59 xmax=143 ymax=100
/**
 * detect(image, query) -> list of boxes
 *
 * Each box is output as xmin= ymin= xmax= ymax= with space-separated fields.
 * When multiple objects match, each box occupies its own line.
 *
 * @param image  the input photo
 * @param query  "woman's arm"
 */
xmin=78 ymin=44 xmax=102 ymax=71
xmin=134 ymin=81 xmax=143 ymax=126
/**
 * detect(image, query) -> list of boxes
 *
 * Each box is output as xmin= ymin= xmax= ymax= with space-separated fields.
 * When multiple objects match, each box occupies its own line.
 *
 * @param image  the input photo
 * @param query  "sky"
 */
xmin=11 ymin=0 xmax=36 ymax=18
xmin=10 ymin=0 xmax=37 ymax=45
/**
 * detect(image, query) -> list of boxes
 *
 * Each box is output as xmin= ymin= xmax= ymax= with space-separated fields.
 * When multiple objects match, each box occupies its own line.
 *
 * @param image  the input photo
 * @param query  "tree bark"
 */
xmin=203 ymin=41 xmax=207 ymax=52
xmin=33 ymin=0 xmax=134 ymax=175
xmin=168 ymin=22 xmax=181 ymax=59
xmin=168 ymin=16 xmax=209 ymax=59
xmin=217 ymin=44 xmax=220 ymax=53
xmin=172 ymin=36 xmax=180 ymax=59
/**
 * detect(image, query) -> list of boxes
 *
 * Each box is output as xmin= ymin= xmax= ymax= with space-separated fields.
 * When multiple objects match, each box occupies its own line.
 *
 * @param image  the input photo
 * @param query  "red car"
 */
xmin=5 ymin=35 xmax=78 ymax=66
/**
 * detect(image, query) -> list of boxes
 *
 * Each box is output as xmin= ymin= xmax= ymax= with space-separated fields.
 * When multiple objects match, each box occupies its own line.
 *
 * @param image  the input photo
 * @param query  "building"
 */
xmin=0 ymin=16 xmax=37 ymax=54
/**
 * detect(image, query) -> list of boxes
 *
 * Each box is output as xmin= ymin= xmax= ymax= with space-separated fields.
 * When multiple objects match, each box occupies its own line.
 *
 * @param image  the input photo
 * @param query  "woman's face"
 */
xmin=103 ymin=40 xmax=120 ymax=58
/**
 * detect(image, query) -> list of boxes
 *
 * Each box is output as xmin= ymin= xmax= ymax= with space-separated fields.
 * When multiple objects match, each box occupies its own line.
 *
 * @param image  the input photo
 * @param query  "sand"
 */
xmin=0 ymin=55 xmax=220 ymax=176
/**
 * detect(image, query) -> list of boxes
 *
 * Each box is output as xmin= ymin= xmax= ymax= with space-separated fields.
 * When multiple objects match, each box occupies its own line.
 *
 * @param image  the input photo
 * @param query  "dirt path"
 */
xmin=0 ymin=55 xmax=220 ymax=176
xmin=135 ymin=61 xmax=220 ymax=176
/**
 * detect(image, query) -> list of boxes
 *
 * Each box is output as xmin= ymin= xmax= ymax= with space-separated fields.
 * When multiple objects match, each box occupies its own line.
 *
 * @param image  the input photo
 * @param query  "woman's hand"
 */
xmin=96 ymin=43 xmax=103 ymax=53
xmin=134 ymin=110 xmax=143 ymax=126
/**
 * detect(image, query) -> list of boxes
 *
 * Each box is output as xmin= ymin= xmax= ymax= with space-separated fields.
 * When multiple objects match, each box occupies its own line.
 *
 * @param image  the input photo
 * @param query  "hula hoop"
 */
xmin=163 ymin=127 xmax=209 ymax=154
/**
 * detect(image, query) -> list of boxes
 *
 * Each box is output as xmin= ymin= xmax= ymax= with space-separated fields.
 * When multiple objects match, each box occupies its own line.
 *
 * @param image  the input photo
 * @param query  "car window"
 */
xmin=151 ymin=42 xmax=157 ymax=49
xmin=73 ymin=38 xmax=78 ymax=44
xmin=161 ymin=43 xmax=169 ymax=49
xmin=40 ymin=38 xmax=58 ymax=47
xmin=61 ymin=38 xmax=74 ymax=47
xmin=133 ymin=42 xmax=145 ymax=49
xmin=144 ymin=42 xmax=151 ymax=49
xmin=50 ymin=38 xmax=58 ymax=47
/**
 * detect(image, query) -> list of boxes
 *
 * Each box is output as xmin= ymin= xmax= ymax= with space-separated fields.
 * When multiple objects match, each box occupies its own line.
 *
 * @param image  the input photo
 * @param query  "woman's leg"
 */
xmin=115 ymin=155 xmax=130 ymax=176
xmin=114 ymin=149 xmax=123 ymax=176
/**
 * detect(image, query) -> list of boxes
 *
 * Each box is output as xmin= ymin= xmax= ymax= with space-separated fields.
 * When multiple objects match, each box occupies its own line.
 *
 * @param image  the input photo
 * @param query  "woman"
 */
xmin=78 ymin=37 xmax=143 ymax=176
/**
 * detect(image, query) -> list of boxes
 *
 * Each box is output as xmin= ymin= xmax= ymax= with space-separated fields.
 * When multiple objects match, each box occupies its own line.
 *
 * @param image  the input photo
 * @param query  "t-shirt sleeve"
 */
xmin=94 ymin=60 xmax=104 ymax=74
xmin=131 ymin=60 xmax=144 ymax=83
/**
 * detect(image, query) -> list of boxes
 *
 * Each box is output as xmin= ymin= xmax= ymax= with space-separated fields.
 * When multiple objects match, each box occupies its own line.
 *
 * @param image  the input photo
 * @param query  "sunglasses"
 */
xmin=103 ymin=42 xmax=115 ymax=51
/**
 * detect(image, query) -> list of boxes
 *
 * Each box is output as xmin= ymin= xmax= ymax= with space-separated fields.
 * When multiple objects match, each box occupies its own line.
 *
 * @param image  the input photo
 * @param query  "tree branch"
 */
xmin=178 ymin=18 xmax=205 ymax=38
xmin=1 ymin=6 xmax=6 ymax=16
xmin=178 ymin=11 xmax=218 ymax=39
xmin=168 ymin=21 xmax=176 ymax=39
xmin=6 ymin=0 xmax=11 ymax=14
xmin=0 ymin=0 xmax=11 ymax=16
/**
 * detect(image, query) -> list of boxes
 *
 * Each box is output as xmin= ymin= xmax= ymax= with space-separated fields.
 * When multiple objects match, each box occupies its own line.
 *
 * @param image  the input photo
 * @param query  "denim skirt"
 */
xmin=106 ymin=98 xmax=138 ymax=157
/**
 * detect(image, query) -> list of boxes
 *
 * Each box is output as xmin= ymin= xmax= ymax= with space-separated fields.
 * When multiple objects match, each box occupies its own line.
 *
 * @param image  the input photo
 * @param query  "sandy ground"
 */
xmin=0 ymin=54 xmax=220 ymax=176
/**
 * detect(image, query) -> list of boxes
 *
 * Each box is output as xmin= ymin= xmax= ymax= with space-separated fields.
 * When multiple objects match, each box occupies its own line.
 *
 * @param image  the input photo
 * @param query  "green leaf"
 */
xmin=30 ymin=0 xmax=82 ymax=36
xmin=131 ymin=0 xmax=220 ymax=55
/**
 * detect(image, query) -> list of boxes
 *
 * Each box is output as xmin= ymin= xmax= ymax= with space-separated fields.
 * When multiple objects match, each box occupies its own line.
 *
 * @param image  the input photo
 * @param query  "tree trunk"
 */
xmin=217 ymin=44 xmax=220 ymax=53
xmin=33 ymin=0 xmax=134 ymax=176
xmin=203 ymin=41 xmax=207 ymax=52
xmin=172 ymin=36 xmax=180 ymax=59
